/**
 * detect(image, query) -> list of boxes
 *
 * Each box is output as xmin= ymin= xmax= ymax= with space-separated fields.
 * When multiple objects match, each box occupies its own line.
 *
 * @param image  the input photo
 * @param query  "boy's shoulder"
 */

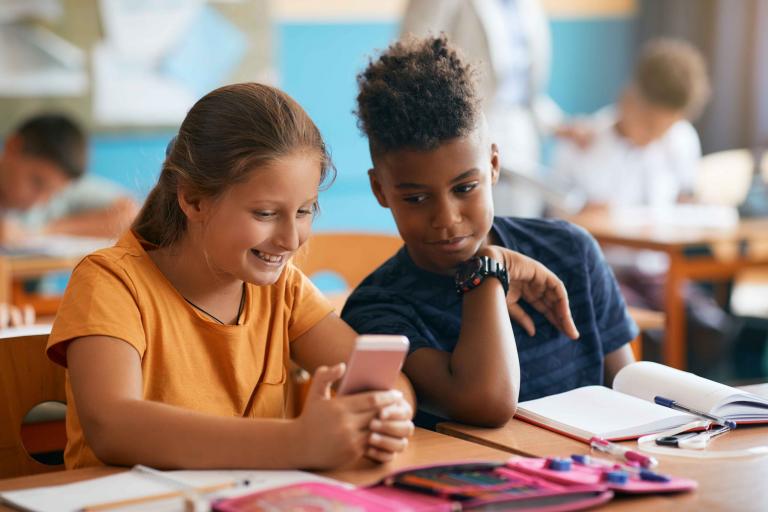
xmin=493 ymin=216 xmax=594 ymax=254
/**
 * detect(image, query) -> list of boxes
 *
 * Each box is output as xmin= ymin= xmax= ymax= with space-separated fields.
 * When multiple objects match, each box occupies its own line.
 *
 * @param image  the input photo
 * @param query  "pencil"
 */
xmin=80 ymin=468 xmax=249 ymax=512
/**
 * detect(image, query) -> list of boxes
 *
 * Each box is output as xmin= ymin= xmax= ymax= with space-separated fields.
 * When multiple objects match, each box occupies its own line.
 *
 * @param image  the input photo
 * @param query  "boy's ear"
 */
xmin=3 ymin=134 xmax=24 ymax=157
xmin=368 ymin=168 xmax=390 ymax=208
xmin=490 ymin=143 xmax=500 ymax=186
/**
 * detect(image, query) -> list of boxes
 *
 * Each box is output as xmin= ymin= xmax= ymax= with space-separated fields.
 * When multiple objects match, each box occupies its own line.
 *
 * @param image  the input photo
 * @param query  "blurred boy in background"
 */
xmin=0 ymin=113 xmax=138 ymax=243
xmin=552 ymin=38 xmax=710 ymax=210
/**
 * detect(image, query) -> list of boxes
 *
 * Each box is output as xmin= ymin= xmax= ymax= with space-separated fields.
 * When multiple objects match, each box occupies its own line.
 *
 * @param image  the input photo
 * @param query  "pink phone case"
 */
xmin=337 ymin=335 xmax=409 ymax=395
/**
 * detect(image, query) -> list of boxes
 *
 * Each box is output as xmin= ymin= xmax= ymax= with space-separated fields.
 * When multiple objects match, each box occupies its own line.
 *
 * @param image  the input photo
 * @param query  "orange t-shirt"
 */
xmin=46 ymin=231 xmax=333 ymax=468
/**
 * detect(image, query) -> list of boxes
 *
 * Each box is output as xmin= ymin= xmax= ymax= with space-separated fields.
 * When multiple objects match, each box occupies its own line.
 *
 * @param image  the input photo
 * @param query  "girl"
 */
xmin=46 ymin=83 xmax=414 ymax=470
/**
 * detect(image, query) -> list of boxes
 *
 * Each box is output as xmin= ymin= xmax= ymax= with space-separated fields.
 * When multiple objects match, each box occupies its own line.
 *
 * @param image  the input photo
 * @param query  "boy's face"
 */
xmin=617 ymin=87 xmax=683 ymax=147
xmin=0 ymin=136 xmax=72 ymax=211
xmin=369 ymin=131 xmax=499 ymax=275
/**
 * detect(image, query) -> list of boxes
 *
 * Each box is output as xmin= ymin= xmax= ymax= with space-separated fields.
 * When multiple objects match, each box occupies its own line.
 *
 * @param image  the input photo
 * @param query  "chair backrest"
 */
xmin=293 ymin=232 xmax=403 ymax=290
xmin=0 ymin=332 xmax=66 ymax=478
xmin=695 ymin=149 xmax=755 ymax=206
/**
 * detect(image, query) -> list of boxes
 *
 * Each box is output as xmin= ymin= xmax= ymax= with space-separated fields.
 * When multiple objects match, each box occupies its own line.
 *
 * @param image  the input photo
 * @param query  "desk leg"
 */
xmin=664 ymin=252 xmax=687 ymax=369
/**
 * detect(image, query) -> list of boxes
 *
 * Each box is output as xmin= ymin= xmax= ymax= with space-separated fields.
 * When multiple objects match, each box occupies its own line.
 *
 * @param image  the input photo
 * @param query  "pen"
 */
xmin=589 ymin=437 xmax=658 ymax=468
xmin=654 ymin=396 xmax=737 ymax=430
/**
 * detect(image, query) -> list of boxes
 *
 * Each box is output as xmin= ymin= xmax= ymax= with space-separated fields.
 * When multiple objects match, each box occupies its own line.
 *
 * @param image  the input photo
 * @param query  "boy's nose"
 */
xmin=431 ymin=197 xmax=462 ymax=229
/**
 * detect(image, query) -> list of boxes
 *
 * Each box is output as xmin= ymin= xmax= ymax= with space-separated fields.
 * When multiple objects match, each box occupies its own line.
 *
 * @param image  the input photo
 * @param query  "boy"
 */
xmin=552 ymin=38 xmax=710 ymax=210
xmin=341 ymin=36 xmax=638 ymax=428
xmin=0 ymin=114 xmax=138 ymax=243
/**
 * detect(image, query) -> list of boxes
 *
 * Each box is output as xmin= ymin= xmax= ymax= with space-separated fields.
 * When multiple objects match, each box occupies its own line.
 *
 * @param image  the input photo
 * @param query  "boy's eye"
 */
xmin=454 ymin=182 xmax=478 ymax=194
xmin=403 ymin=194 xmax=427 ymax=204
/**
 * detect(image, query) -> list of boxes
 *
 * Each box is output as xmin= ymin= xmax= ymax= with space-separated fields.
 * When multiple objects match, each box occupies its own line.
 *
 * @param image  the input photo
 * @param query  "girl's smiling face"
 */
xmin=187 ymin=151 xmax=322 ymax=286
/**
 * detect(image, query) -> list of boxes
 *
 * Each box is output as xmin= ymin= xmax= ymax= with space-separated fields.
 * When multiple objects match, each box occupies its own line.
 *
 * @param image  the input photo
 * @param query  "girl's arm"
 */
xmin=67 ymin=335 xmax=402 ymax=469
xmin=290 ymin=313 xmax=415 ymax=462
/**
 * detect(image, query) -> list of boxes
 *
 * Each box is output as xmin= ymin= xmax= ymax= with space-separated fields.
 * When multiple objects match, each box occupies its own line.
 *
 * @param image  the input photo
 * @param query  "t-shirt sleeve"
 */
xmin=342 ymin=290 xmax=435 ymax=354
xmin=46 ymin=255 xmax=147 ymax=367
xmin=574 ymin=225 xmax=639 ymax=354
xmin=285 ymin=264 xmax=334 ymax=341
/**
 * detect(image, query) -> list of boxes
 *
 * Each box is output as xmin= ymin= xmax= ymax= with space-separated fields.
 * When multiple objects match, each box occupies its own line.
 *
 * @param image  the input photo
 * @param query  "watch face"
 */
xmin=456 ymin=257 xmax=483 ymax=283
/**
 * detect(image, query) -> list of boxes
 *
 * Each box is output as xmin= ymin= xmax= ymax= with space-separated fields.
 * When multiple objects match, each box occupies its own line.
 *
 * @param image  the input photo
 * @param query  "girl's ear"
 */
xmin=490 ymin=143 xmax=500 ymax=186
xmin=368 ymin=168 xmax=390 ymax=208
xmin=177 ymin=186 xmax=207 ymax=222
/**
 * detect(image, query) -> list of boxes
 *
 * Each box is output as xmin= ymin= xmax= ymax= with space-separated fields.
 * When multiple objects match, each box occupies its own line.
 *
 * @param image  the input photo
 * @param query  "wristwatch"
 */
xmin=455 ymin=256 xmax=509 ymax=296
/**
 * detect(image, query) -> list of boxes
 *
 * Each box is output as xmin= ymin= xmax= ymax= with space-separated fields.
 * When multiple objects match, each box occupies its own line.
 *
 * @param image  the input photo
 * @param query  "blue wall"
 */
xmin=87 ymin=16 xmax=636 ymax=235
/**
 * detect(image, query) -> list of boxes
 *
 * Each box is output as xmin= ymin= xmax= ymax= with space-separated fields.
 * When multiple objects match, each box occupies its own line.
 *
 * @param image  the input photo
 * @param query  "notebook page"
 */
xmin=516 ymin=385 xmax=693 ymax=440
xmin=613 ymin=361 xmax=747 ymax=414
xmin=0 ymin=470 xmax=345 ymax=512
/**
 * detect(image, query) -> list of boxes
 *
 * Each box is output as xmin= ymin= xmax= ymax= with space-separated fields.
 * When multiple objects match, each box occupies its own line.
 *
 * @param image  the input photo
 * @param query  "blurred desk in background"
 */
xmin=567 ymin=211 xmax=768 ymax=369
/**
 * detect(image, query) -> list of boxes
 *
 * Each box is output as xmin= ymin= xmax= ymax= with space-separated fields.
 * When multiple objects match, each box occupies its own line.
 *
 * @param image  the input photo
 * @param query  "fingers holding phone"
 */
xmin=297 ymin=363 xmax=404 ymax=468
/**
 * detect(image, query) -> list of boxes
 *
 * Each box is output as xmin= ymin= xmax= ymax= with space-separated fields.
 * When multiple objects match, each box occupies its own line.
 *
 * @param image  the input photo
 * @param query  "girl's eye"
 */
xmin=454 ymin=182 xmax=478 ymax=194
xmin=297 ymin=208 xmax=314 ymax=217
xmin=403 ymin=194 xmax=427 ymax=204
xmin=252 ymin=211 xmax=275 ymax=219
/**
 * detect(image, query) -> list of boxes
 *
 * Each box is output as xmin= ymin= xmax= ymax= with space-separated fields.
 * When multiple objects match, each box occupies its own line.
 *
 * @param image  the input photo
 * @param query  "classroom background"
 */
xmin=2 ymin=0 xmax=767 ymax=382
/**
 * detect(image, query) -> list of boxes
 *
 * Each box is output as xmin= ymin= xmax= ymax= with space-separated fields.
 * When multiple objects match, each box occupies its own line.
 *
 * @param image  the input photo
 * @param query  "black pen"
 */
xmin=654 ymin=396 xmax=737 ymax=430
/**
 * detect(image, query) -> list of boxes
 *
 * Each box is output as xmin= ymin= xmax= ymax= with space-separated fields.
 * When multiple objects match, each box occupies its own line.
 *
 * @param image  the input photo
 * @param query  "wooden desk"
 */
xmin=438 ymin=383 xmax=768 ymax=512
xmin=568 ymin=213 xmax=768 ymax=369
xmin=0 ymin=428 xmax=512 ymax=511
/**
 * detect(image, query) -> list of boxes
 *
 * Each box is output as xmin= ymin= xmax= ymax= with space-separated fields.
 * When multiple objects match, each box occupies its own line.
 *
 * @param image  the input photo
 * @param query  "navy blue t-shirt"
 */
xmin=341 ymin=217 xmax=638 ymax=421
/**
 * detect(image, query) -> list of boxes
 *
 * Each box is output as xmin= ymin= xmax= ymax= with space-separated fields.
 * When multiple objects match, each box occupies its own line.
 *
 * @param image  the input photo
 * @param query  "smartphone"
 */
xmin=337 ymin=335 xmax=409 ymax=395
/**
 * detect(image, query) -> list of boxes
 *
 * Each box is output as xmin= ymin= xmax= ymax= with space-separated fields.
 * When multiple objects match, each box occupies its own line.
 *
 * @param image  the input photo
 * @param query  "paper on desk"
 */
xmin=0 ymin=470 xmax=350 ymax=512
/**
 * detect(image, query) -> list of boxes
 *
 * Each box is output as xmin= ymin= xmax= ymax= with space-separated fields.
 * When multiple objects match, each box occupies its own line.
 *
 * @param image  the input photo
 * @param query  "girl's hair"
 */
xmin=133 ymin=83 xmax=334 ymax=247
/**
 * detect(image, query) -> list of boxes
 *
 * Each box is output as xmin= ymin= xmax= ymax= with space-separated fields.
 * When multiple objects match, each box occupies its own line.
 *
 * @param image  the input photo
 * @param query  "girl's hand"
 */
xmin=296 ymin=364 xmax=404 ymax=469
xmin=366 ymin=396 xmax=414 ymax=463
xmin=479 ymin=246 xmax=579 ymax=340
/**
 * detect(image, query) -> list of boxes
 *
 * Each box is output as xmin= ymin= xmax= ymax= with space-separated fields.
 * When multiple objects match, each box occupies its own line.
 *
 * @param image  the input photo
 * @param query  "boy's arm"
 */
xmin=43 ymin=196 xmax=139 ymax=238
xmin=603 ymin=343 xmax=635 ymax=386
xmin=403 ymin=245 xmax=520 ymax=427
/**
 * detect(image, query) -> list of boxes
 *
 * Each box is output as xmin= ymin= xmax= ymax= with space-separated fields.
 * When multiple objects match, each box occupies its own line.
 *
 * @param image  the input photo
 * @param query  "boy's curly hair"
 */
xmin=355 ymin=35 xmax=481 ymax=156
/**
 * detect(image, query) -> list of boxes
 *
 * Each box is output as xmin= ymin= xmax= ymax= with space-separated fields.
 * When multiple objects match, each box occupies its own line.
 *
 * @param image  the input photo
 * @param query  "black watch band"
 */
xmin=455 ymin=256 xmax=509 ymax=296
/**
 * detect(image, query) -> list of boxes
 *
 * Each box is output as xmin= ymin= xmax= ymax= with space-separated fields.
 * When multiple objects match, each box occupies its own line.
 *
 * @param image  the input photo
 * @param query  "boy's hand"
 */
xmin=366 ymin=396 xmax=414 ymax=463
xmin=296 ymin=364 xmax=405 ymax=468
xmin=555 ymin=123 xmax=596 ymax=150
xmin=479 ymin=246 xmax=580 ymax=340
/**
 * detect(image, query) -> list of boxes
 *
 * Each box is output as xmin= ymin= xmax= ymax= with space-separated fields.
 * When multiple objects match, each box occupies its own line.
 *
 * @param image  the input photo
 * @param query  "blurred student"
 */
xmin=342 ymin=36 xmax=637 ymax=428
xmin=552 ymin=38 xmax=711 ymax=211
xmin=0 ymin=114 xmax=138 ymax=243
xmin=400 ymin=0 xmax=563 ymax=216
xmin=46 ymin=83 xmax=413 ymax=470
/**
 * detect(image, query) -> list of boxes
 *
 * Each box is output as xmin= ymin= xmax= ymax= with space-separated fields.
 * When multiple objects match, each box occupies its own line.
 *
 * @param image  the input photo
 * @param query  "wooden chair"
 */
xmin=0 ymin=332 xmax=66 ymax=478
xmin=695 ymin=148 xmax=755 ymax=207
xmin=293 ymin=232 xmax=404 ymax=310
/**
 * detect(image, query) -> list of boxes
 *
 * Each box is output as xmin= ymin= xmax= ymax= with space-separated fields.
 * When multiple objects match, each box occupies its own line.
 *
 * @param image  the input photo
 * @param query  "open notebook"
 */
xmin=515 ymin=361 xmax=768 ymax=441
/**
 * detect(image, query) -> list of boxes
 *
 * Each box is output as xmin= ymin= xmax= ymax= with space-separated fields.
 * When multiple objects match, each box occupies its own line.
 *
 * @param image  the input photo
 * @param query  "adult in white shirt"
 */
xmin=400 ymin=0 xmax=563 ymax=216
